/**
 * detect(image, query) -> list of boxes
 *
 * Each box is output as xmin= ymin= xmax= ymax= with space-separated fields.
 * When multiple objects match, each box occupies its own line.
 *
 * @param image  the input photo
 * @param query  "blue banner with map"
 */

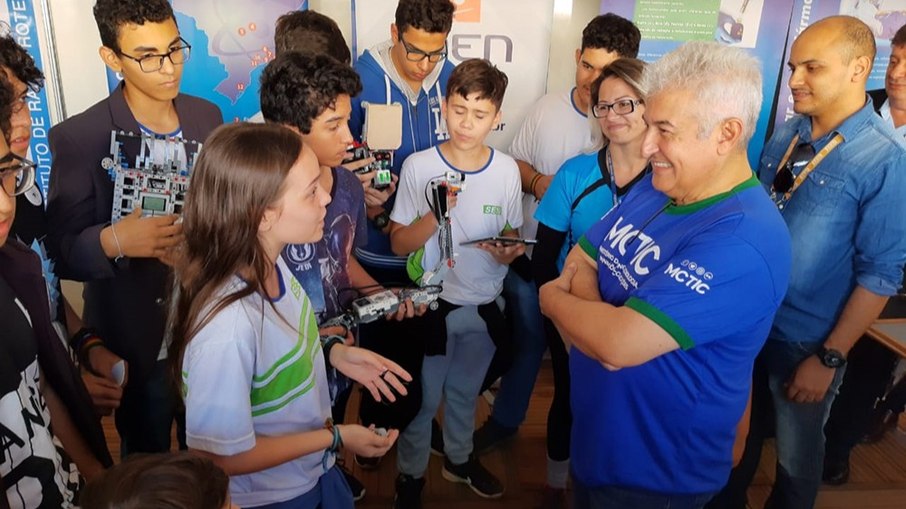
xmin=105 ymin=0 xmax=307 ymax=122
xmin=600 ymin=0 xmax=793 ymax=166
xmin=773 ymin=0 xmax=904 ymax=130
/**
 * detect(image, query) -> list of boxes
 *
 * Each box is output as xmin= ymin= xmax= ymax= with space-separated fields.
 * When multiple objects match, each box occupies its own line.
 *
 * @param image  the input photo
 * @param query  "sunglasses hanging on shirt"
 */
xmin=770 ymin=133 xmax=843 ymax=209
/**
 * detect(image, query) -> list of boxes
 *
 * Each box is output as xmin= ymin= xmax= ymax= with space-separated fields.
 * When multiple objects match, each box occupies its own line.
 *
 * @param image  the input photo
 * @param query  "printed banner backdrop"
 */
xmin=105 ymin=0 xmax=307 ymax=123
xmin=351 ymin=0 xmax=555 ymax=150
xmin=600 ymin=0 xmax=793 ymax=166
xmin=773 ymin=0 xmax=902 ymax=130
xmin=2 ymin=0 xmax=63 ymax=195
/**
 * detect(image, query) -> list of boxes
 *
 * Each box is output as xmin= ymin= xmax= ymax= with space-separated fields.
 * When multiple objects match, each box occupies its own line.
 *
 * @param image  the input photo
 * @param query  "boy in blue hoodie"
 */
xmin=350 ymin=0 xmax=455 ymax=276
xmin=349 ymin=0 xmax=457 ymax=460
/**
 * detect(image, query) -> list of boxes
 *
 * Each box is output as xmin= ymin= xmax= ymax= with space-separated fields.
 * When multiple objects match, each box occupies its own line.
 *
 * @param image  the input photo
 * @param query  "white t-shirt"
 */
xmin=182 ymin=257 xmax=331 ymax=508
xmin=391 ymin=146 xmax=523 ymax=305
xmin=508 ymin=89 xmax=592 ymax=254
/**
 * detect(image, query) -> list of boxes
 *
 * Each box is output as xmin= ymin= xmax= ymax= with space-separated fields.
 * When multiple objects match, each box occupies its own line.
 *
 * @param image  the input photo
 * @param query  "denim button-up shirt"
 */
xmin=758 ymin=98 xmax=906 ymax=343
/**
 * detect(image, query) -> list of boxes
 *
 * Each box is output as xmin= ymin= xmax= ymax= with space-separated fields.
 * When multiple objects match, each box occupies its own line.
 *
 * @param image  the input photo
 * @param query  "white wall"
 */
xmin=48 ymin=0 xmax=107 ymax=118
xmin=48 ymin=0 xmax=597 ymax=121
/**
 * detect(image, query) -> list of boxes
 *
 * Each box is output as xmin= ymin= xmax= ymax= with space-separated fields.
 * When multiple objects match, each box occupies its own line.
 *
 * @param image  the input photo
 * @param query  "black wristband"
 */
xmin=69 ymin=327 xmax=100 ymax=351
xmin=321 ymin=335 xmax=344 ymax=366
xmin=372 ymin=211 xmax=390 ymax=229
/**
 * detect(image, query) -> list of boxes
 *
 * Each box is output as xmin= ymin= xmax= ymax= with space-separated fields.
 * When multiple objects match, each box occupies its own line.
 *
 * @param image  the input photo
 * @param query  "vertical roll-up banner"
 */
xmin=352 ymin=0 xmax=556 ymax=150
xmin=600 ymin=0 xmax=794 ymax=166
xmin=104 ymin=0 xmax=308 ymax=123
xmin=1 ymin=0 xmax=64 ymax=195
xmin=773 ymin=0 xmax=900 ymax=131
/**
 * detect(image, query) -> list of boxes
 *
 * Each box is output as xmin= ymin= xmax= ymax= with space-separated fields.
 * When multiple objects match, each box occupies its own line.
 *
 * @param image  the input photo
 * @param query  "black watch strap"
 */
xmin=372 ymin=211 xmax=390 ymax=229
xmin=816 ymin=346 xmax=846 ymax=368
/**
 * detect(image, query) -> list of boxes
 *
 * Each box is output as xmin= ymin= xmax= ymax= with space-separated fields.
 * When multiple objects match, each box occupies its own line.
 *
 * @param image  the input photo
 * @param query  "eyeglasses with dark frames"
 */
xmin=772 ymin=142 xmax=815 ymax=194
xmin=593 ymin=99 xmax=643 ymax=118
xmin=0 ymin=153 xmax=37 ymax=197
xmin=398 ymin=32 xmax=447 ymax=63
xmin=117 ymin=37 xmax=192 ymax=73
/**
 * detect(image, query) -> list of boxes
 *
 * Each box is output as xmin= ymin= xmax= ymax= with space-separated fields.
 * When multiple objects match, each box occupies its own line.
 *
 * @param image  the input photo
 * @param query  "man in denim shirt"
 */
xmin=721 ymin=16 xmax=906 ymax=509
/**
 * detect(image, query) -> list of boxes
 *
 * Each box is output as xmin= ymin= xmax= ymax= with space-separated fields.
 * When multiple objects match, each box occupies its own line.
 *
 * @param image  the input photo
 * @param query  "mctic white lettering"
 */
xmin=664 ymin=263 xmax=711 ymax=294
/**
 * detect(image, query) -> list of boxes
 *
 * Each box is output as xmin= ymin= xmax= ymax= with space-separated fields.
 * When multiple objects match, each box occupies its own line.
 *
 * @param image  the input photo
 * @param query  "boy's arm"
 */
xmin=46 ymin=128 xmax=182 ymax=280
xmin=389 ymin=215 xmax=439 ymax=256
xmin=509 ymin=104 xmax=552 ymax=199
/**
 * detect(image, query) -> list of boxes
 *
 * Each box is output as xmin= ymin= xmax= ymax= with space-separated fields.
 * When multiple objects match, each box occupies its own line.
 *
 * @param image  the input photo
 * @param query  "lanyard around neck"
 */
xmin=605 ymin=146 xmax=620 ymax=208
xmin=773 ymin=132 xmax=844 ymax=206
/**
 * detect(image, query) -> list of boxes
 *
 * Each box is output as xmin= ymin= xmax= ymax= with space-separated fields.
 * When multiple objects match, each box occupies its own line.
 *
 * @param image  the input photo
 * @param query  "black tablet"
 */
xmin=461 ymin=236 xmax=538 ymax=246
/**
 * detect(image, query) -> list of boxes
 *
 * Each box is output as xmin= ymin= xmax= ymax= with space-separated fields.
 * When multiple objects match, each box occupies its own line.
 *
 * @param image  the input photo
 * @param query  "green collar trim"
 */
xmin=665 ymin=174 xmax=760 ymax=215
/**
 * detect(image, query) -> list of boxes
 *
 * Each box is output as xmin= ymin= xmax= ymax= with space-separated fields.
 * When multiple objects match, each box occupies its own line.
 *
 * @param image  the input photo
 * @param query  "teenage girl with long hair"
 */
xmin=169 ymin=122 xmax=411 ymax=509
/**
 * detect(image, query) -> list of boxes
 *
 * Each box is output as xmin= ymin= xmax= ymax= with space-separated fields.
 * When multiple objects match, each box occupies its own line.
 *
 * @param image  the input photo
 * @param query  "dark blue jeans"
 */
xmin=114 ymin=359 xmax=184 ymax=457
xmin=250 ymin=465 xmax=352 ymax=509
xmin=573 ymin=481 xmax=714 ymax=509
xmin=708 ymin=339 xmax=846 ymax=509
xmin=761 ymin=340 xmax=845 ymax=509
xmin=491 ymin=268 xmax=546 ymax=428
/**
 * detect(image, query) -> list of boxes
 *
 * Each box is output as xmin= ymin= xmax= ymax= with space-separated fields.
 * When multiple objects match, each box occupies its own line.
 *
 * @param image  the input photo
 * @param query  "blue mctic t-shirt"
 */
xmin=572 ymin=174 xmax=790 ymax=494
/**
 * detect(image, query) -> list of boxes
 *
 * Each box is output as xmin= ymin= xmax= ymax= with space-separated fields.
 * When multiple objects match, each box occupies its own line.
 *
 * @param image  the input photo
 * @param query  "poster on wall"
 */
xmin=600 ymin=0 xmax=793 ymax=165
xmin=351 ymin=0 xmax=555 ymax=149
xmin=773 ymin=0 xmax=904 ymax=130
xmin=105 ymin=0 xmax=307 ymax=123
xmin=1 ymin=0 xmax=63 ymax=195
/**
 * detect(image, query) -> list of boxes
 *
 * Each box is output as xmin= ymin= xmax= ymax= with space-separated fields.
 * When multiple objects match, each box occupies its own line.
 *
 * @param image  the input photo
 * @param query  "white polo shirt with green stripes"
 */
xmin=182 ymin=257 xmax=331 ymax=508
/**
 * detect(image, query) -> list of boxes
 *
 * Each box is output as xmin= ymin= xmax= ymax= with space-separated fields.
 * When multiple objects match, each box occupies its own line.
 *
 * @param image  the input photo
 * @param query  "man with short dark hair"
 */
xmin=46 ymin=0 xmax=222 ymax=457
xmin=725 ymin=16 xmax=906 ymax=509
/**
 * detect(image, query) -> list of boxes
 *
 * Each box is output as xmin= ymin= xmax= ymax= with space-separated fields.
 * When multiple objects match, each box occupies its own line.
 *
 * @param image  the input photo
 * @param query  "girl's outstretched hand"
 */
xmin=330 ymin=345 xmax=412 ymax=402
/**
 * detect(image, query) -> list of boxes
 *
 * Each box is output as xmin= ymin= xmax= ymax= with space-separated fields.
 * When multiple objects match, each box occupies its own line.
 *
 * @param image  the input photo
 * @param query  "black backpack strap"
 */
xmin=570 ymin=147 xmax=611 ymax=212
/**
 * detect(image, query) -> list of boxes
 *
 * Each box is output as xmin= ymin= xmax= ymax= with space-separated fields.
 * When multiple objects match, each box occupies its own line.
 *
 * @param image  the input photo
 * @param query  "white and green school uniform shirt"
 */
xmin=182 ymin=257 xmax=331 ymax=508
xmin=571 ymin=174 xmax=791 ymax=495
xmin=391 ymin=146 xmax=523 ymax=306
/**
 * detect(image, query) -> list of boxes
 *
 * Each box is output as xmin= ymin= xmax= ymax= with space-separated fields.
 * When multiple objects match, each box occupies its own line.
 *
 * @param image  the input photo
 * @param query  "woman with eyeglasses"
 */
xmin=530 ymin=57 xmax=650 ymax=506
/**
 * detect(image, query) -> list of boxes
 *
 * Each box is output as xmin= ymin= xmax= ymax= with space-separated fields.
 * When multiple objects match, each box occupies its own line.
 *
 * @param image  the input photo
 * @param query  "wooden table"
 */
xmin=866 ymin=318 xmax=906 ymax=358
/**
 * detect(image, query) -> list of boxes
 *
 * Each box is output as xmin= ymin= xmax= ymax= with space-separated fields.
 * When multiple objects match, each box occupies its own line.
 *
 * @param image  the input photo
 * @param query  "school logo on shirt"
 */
xmin=664 ymin=259 xmax=713 ymax=295
xmin=483 ymin=205 xmax=502 ymax=215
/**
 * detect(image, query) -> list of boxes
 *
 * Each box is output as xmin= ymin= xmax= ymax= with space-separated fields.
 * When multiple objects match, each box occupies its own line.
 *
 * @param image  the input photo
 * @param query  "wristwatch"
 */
xmin=372 ymin=210 xmax=390 ymax=229
xmin=816 ymin=346 xmax=846 ymax=368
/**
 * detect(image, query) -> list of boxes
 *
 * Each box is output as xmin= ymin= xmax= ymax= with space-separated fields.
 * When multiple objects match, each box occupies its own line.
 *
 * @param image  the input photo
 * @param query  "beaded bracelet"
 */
xmin=321 ymin=418 xmax=343 ymax=471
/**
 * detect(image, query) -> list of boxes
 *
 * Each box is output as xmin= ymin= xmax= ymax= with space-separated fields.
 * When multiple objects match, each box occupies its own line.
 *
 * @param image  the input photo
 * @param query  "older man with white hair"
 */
xmin=539 ymin=41 xmax=791 ymax=509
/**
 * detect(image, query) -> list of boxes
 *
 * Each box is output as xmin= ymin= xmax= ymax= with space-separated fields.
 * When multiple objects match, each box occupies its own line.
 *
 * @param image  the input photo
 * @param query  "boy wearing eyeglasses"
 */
xmin=1 ymin=76 xmax=114 ymax=508
xmin=348 ymin=0 xmax=457 ymax=465
xmin=46 ymin=0 xmax=222 ymax=457
xmin=1 ymin=32 xmax=128 ymax=424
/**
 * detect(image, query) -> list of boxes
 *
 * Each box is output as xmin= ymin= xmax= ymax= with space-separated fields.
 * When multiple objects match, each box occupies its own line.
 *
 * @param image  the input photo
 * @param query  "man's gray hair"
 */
xmin=641 ymin=41 xmax=762 ymax=144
